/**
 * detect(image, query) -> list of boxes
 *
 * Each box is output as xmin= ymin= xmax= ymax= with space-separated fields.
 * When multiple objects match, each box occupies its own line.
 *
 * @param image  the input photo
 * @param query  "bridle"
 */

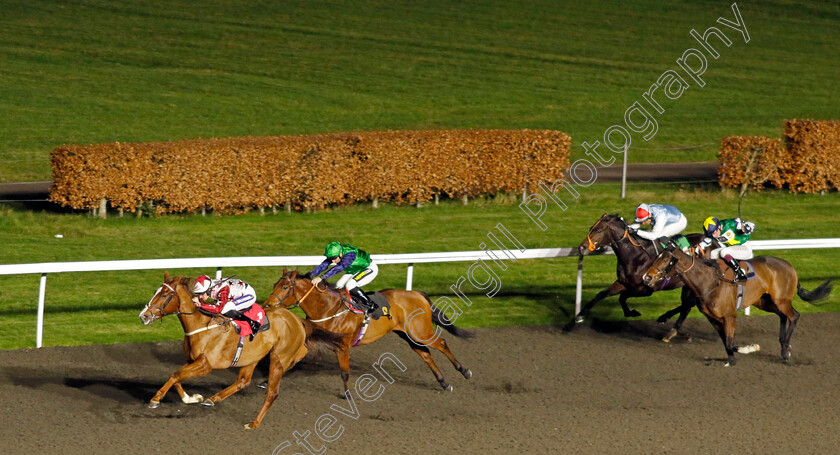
xmin=272 ymin=275 xmax=351 ymax=322
xmin=143 ymin=282 xmax=196 ymax=321
xmin=586 ymin=215 xmax=644 ymax=252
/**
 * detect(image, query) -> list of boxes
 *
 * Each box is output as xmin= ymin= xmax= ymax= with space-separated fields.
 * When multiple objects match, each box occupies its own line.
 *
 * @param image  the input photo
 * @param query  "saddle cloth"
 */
xmin=346 ymin=291 xmax=391 ymax=320
xmin=231 ymin=304 xmax=269 ymax=338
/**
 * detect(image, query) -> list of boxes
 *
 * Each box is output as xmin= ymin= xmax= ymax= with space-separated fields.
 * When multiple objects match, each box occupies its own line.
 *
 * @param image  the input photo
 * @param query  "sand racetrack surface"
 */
xmin=2 ymin=312 xmax=840 ymax=455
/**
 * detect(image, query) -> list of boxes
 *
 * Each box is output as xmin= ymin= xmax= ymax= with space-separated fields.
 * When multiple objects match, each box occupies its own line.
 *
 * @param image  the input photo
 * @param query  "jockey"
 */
xmin=192 ymin=275 xmax=262 ymax=335
xmin=310 ymin=241 xmax=379 ymax=315
xmin=628 ymin=203 xmax=688 ymax=241
xmin=697 ymin=216 xmax=756 ymax=281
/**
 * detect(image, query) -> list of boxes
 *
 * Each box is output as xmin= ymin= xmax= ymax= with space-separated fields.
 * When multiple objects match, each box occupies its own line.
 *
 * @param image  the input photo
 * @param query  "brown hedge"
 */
xmin=781 ymin=119 xmax=840 ymax=193
xmin=717 ymin=136 xmax=784 ymax=191
xmin=717 ymin=120 xmax=840 ymax=193
xmin=50 ymin=130 xmax=571 ymax=213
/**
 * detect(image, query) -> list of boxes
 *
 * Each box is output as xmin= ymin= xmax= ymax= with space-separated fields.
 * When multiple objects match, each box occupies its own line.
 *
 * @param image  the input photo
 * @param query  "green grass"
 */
xmin=2 ymin=0 xmax=840 ymax=181
xmin=1 ymin=184 xmax=838 ymax=348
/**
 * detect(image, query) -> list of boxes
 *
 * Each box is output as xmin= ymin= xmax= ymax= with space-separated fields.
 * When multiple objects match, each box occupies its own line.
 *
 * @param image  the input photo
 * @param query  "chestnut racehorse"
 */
xmin=642 ymin=245 xmax=832 ymax=365
xmin=577 ymin=213 xmax=706 ymax=341
xmin=263 ymin=270 xmax=473 ymax=394
xmin=139 ymin=273 xmax=342 ymax=429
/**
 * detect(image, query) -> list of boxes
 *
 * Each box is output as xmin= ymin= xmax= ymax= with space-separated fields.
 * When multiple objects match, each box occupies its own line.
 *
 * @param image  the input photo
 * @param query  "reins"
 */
xmin=276 ymin=276 xmax=353 ymax=323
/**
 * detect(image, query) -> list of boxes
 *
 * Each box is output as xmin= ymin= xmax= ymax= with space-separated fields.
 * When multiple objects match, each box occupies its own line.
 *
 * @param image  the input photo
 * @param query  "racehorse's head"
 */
xmin=139 ymin=272 xmax=193 ymax=325
xmin=578 ymin=213 xmax=626 ymax=255
xmin=642 ymin=248 xmax=680 ymax=288
xmin=265 ymin=269 xmax=307 ymax=309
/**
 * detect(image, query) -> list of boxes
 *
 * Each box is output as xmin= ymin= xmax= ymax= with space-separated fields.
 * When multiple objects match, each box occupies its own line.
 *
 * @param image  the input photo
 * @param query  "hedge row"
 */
xmin=781 ymin=120 xmax=840 ymax=193
xmin=717 ymin=136 xmax=785 ymax=191
xmin=717 ymin=120 xmax=840 ymax=193
xmin=50 ymin=130 xmax=571 ymax=213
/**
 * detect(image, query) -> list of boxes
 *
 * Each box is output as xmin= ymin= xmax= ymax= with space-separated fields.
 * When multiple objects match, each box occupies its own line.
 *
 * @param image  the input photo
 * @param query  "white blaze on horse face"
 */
xmin=139 ymin=286 xmax=163 ymax=324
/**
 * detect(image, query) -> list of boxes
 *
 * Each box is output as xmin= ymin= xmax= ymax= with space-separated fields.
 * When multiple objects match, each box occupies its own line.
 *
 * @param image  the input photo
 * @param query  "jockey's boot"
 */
xmin=349 ymin=287 xmax=377 ymax=315
xmin=224 ymin=309 xmax=262 ymax=337
xmin=723 ymin=255 xmax=747 ymax=281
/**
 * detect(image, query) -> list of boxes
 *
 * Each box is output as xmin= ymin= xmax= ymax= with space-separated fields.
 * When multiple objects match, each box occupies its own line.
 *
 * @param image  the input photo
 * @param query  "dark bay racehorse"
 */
xmin=643 ymin=245 xmax=832 ymax=365
xmin=576 ymin=214 xmax=706 ymax=341
xmin=139 ymin=273 xmax=343 ymax=429
xmin=264 ymin=270 xmax=473 ymax=394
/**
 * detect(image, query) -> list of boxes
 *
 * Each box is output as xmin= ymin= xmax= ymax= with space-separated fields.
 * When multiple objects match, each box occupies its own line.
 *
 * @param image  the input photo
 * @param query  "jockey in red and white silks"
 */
xmin=628 ymin=203 xmax=688 ymax=241
xmin=192 ymin=276 xmax=254 ymax=313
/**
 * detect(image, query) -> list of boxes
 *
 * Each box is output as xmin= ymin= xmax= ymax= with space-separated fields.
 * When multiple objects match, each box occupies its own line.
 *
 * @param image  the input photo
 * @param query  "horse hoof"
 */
xmin=462 ymin=369 xmax=473 ymax=380
xmin=574 ymin=316 xmax=584 ymax=324
xmin=626 ymin=310 xmax=642 ymax=318
xmin=445 ymin=384 xmax=454 ymax=392
xmin=201 ymin=398 xmax=215 ymax=407
xmin=257 ymin=381 xmax=268 ymax=390
xmin=244 ymin=423 xmax=258 ymax=430
xmin=662 ymin=329 xmax=678 ymax=343
xmin=148 ymin=401 xmax=160 ymax=409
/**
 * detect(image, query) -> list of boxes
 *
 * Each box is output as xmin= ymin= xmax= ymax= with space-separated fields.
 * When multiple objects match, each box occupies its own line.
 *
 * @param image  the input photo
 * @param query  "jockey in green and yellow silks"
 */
xmin=697 ymin=216 xmax=756 ymax=281
xmin=310 ymin=242 xmax=379 ymax=314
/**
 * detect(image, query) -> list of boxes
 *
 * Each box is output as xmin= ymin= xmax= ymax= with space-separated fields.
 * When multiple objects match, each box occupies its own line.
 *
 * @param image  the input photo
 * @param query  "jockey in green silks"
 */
xmin=697 ymin=216 xmax=756 ymax=281
xmin=310 ymin=242 xmax=379 ymax=314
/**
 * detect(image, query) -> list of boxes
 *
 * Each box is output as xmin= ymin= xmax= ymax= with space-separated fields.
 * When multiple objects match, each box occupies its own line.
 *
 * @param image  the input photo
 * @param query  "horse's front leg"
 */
xmin=203 ymin=364 xmax=258 ymax=407
xmin=173 ymin=383 xmax=204 ymax=404
xmin=661 ymin=288 xmax=697 ymax=342
xmin=576 ymin=281 xmax=626 ymax=323
xmin=618 ymin=289 xmax=649 ymax=318
xmin=722 ymin=315 xmax=738 ymax=366
xmin=149 ymin=355 xmax=213 ymax=408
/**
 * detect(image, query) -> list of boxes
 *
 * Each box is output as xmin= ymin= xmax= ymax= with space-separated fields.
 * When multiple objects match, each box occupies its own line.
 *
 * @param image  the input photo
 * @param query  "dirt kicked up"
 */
xmin=2 ymin=312 xmax=840 ymax=455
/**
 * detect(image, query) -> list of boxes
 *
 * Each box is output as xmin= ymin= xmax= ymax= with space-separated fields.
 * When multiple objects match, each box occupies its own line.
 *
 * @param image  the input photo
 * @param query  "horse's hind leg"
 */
xmin=246 ymin=352 xmax=288 ymax=430
xmin=202 ymin=364 xmax=258 ymax=407
xmin=396 ymin=332 xmax=451 ymax=391
xmin=426 ymin=336 xmax=472 ymax=380
xmin=149 ymin=356 xmax=212 ymax=408
xmin=775 ymin=298 xmax=800 ymax=361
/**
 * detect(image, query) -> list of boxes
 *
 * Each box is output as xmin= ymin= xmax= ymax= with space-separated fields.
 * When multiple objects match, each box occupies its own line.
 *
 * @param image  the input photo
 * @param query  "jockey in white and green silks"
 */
xmin=310 ymin=242 xmax=379 ymax=314
xmin=697 ymin=216 xmax=756 ymax=281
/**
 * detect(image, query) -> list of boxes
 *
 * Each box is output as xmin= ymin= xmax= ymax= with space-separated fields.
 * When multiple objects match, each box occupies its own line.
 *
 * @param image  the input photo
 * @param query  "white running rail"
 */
xmin=1 ymin=238 xmax=838 ymax=347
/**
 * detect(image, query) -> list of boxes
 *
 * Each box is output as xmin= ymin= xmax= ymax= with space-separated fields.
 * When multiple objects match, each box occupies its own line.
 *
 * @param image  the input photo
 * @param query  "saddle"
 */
xmin=230 ymin=304 xmax=270 ymax=340
xmin=345 ymin=291 xmax=392 ymax=320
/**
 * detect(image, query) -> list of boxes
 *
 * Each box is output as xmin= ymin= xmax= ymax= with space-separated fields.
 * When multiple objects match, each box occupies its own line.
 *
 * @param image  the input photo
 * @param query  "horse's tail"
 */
xmin=797 ymin=280 xmax=833 ymax=305
xmin=300 ymin=318 xmax=346 ymax=352
xmin=419 ymin=292 xmax=475 ymax=339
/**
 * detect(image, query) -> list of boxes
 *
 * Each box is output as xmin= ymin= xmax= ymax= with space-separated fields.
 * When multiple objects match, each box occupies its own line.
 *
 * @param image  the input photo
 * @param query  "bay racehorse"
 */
xmin=577 ymin=213 xmax=706 ymax=341
xmin=643 ymin=245 xmax=832 ymax=365
xmin=139 ymin=273 xmax=343 ymax=429
xmin=263 ymin=270 xmax=473 ymax=394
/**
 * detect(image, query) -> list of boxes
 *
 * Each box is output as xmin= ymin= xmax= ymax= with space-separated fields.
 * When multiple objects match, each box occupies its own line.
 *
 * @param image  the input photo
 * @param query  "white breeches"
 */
xmin=636 ymin=214 xmax=687 ymax=241
xmin=336 ymin=262 xmax=379 ymax=290
xmin=220 ymin=292 xmax=256 ymax=314
xmin=711 ymin=243 xmax=753 ymax=260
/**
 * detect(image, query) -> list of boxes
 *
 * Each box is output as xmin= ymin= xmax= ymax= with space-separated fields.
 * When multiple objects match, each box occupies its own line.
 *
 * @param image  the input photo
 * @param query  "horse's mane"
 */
xmin=168 ymin=276 xmax=192 ymax=287
xmin=671 ymin=247 xmax=722 ymax=273
xmin=288 ymin=271 xmax=342 ymax=292
xmin=702 ymin=258 xmax=722 ymax=272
